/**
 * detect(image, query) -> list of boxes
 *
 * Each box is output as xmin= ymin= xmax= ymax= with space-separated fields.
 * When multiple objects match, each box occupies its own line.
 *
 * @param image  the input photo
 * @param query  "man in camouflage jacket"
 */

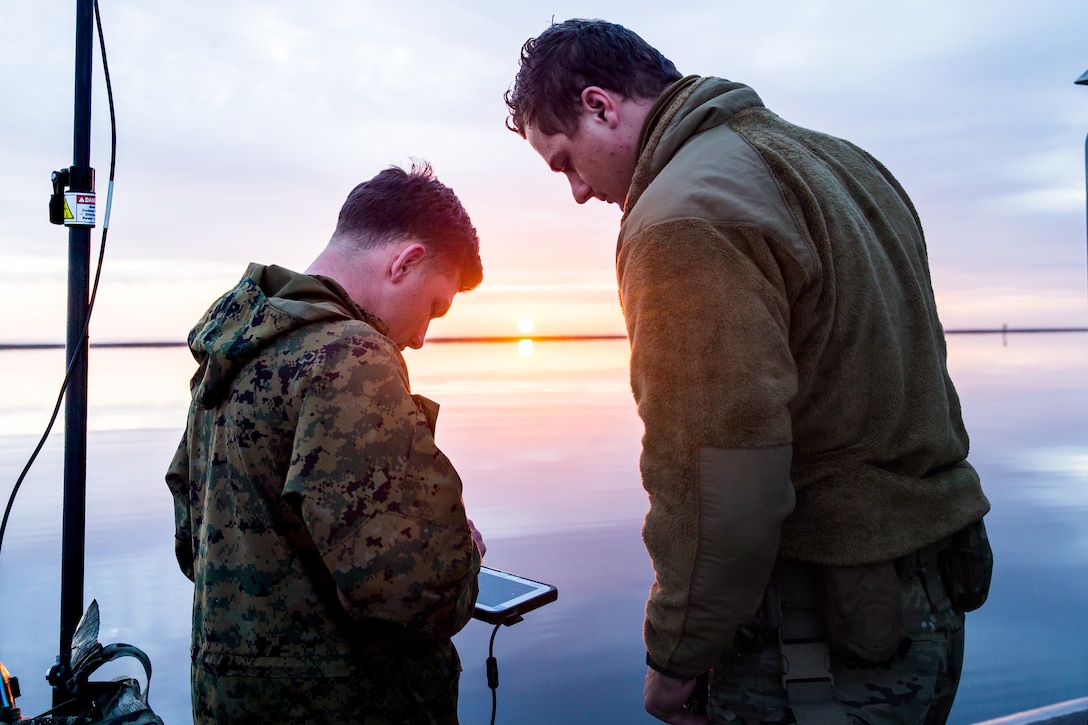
xmin=166 ymin=163 xmax=484 ymax=724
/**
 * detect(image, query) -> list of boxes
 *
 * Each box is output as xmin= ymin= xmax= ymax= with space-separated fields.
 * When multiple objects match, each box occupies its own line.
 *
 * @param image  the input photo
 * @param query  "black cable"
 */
xmin=487 ymin=621 xmax=500 ymax=725
xmin=94 ymin=0 xmax=118 ymax=187
xmin=0 ymin=0 xmax=116 ymax=560
xmin=486 ymin=614 xmax=522 ymax=725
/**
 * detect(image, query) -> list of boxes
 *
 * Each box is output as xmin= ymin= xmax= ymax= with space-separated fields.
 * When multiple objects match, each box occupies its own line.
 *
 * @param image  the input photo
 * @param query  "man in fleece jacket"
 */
xmin=506 ymin=18 xmax=992 ymax=725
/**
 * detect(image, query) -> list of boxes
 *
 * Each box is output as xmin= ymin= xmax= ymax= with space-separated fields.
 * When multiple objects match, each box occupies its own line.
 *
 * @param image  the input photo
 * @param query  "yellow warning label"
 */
xmin=63 ymin=200 xmax=74 ymax=220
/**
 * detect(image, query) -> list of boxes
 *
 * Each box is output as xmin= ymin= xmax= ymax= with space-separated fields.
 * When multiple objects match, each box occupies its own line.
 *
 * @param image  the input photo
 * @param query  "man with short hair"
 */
xmin=507 ymin=19 xmax=991 ymax=724
xmin=167 ymin=162 xmax=485 ymax=724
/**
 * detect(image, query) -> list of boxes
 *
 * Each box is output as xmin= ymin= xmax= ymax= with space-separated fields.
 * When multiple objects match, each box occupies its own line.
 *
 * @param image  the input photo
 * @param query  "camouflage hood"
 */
xmin=187 ymin=263 xmax=387 ymax=408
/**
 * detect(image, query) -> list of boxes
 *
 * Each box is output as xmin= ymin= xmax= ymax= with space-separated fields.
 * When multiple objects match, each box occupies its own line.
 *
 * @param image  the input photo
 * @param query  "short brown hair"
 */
xmin=505 ymin=19 xmax=682 ymax=138
xmin=335 ymin=162 xmax=483 ymax=290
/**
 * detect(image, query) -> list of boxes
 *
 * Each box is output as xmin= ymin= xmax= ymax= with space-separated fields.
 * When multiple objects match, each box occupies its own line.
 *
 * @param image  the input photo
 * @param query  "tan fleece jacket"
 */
xmin=618 ymin=77 xmax=990 ymax=677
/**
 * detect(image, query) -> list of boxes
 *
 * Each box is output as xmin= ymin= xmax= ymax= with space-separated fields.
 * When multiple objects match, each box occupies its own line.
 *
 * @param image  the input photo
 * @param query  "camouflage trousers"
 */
xmin=707 ymin=553 xmax=965 ymax=724
xmin=191 ymin=639 xmax=461 ymax=725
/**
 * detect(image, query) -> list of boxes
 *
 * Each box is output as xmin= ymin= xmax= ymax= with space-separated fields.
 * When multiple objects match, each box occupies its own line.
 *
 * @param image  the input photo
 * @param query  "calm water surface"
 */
xmin=0 ymin=335 xmax=1085 ymax=723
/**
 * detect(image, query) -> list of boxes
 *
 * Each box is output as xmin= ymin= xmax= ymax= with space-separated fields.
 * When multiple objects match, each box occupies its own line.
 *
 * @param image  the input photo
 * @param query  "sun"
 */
xmin=517 ymin=318 xmax=534 ymax=335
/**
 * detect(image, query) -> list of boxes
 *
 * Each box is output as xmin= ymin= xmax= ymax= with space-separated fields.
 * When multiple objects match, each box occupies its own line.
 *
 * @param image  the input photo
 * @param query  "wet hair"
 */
xmin=505 ymin=18 xmax=682 ymax=138
xmin=334 ymin=161 xmax=482 ymax=290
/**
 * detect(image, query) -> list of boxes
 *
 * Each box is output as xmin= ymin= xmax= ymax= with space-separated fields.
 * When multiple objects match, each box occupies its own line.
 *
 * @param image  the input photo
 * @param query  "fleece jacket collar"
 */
xmin=625 ymin=77 xmax=765 ymax=222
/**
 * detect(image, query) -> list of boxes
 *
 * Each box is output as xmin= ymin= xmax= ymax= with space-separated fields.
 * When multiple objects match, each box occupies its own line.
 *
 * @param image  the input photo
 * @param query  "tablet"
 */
xmin=473 ymin=566 xmax=558 ymax=624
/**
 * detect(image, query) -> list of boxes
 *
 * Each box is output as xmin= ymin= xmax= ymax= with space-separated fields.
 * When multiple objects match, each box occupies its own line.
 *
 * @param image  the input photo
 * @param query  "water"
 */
xmin=0 ymin=335 xmax=1085 ymax=723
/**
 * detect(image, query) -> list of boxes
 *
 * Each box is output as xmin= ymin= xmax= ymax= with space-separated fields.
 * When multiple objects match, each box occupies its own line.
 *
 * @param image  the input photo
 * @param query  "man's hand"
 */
xmin=468 ymin=518 xmax=486 ymax=558
xmin=644 ymin=666 xmax=711 ymax=724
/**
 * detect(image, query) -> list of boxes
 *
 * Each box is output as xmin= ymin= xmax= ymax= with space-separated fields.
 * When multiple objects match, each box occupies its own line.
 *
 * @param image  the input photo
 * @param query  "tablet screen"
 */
xmin=473 ymin=566 xmax=558 ymax=623
xmin=478 ymin=571 xmax=540 ymax=607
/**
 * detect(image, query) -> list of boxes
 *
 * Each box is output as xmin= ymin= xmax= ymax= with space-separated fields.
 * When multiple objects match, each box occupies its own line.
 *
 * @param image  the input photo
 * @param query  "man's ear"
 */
xmin=580 ymin=86 xmax=620 ymax=128
xmin=389 ymin=242 xmax=427 ymax=283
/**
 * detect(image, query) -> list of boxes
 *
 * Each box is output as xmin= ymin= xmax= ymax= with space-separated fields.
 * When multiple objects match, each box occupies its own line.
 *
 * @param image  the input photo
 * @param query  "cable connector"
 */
xmin=48 ymin=166 xmax=96 ymax=227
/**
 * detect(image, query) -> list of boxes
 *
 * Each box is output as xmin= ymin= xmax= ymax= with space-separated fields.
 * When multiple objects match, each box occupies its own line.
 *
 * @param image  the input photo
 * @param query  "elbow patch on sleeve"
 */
xmin=654 ymin=444 xmax=795 ymax=675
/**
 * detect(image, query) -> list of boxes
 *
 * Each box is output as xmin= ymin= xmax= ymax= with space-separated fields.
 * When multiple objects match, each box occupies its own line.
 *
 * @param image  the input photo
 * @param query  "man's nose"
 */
xmin=567 ymin=175 xmax=593 ymax=205
xmin=407 ymin=321 xmax=430 ymax=349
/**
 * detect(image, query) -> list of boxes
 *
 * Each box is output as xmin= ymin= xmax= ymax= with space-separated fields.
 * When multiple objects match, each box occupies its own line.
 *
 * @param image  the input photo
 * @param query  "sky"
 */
xmin=2 ymin=0 xmax=1087 ymax=344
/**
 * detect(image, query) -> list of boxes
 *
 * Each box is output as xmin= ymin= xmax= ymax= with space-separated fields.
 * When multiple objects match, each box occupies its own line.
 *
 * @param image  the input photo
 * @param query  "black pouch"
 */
xmin=821 ymin=561 xmax=906 ymax=663
xmin=938 ymin=518 xmax=993 ymax=612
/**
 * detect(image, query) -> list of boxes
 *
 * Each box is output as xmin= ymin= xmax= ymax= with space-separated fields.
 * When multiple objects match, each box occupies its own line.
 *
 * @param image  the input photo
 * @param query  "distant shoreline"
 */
xmin=1 ymin=328 xmax=1086 ymax=350
xmin=943 ymin=327 xmax=1088 ymax=335
xmin=0 ymin=334 xmax=630 ymax=350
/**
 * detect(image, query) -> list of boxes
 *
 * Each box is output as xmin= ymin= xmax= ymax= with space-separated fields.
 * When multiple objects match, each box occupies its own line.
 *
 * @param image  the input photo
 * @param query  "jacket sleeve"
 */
xmin=282 ymin=337 xmax=479 ymax=639
xmin=618 ymin=218 xmax=798 ymax=677
xmin=164 ymin=431 xmax=195 ymax=581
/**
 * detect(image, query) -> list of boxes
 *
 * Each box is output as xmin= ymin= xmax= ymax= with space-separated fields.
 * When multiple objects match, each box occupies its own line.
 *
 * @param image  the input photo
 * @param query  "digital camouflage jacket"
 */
xmin=166 ymin=263 xmax=479 ymax=719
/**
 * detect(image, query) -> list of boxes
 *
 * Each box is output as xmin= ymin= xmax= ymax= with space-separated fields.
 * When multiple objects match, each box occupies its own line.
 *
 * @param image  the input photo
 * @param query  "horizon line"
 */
xmin=2 ymin=327 xmax=1087 ymax=351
